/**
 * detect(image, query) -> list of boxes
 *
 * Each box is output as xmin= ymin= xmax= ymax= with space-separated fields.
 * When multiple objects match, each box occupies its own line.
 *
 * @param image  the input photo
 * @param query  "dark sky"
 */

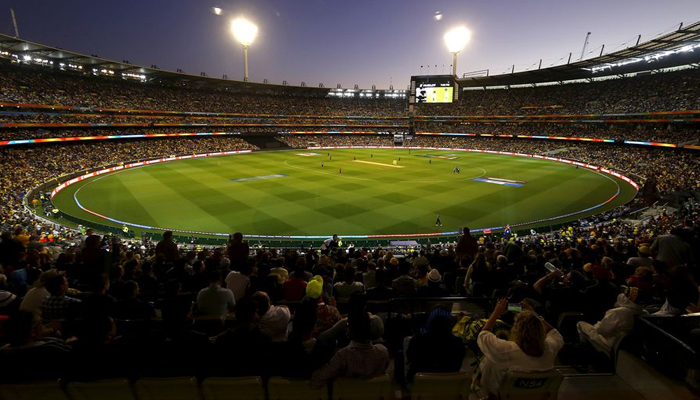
xmin=3 ymin=0 xmax=700 ymax=89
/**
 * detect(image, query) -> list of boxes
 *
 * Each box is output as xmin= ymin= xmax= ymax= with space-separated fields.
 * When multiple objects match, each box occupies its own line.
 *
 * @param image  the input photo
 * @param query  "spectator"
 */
xmin=155 ymin=231 xmax=180 ymax=262
xmin=195 ymin=270 xmax=235 ymax=317
xmin=39 ymin=272 xmax=82 ymax=321
xmin=311 ymin=310 xmax=390 ymax=389
xmin=252 ymin=291 xmax=290 ymax=342
xmin=477 ymin=299 xmax=564 ymax=398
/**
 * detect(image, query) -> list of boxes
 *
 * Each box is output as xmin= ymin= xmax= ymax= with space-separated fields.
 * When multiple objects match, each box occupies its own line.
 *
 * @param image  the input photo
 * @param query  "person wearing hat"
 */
xmin=626 ymin=246 xmax=653 ymax=268
xmin=19 ymin=269 xmax=59 ymax=314
xmin=306 ymin=275 xmax=341 ymax=337
xmin=417 ymin=269 xmax=449 ymax=297
xmin=0 ymin=289 xmax=19 ymax=316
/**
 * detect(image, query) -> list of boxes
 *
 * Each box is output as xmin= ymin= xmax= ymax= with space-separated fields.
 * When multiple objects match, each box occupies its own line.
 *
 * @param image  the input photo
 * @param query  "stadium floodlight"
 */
xmin=231 ymin=17 xmax=258 ymax=81
xmin=444 ymin=26 xmax=471 ymax=76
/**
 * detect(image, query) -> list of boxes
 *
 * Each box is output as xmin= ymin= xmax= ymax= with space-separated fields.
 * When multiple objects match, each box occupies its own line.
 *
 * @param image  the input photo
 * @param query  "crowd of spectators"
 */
xmin=277 ymin=134 xmax=395 ymax=148
xmin=418 ymin=68 xmax=700 ymax=115
xmin=0 ymin=200 xmax=697 ymax=392
xmin=414 ymin=122 xmax=700 ymax=145
xmin=0 ymin=63 xmax=407 ymax=117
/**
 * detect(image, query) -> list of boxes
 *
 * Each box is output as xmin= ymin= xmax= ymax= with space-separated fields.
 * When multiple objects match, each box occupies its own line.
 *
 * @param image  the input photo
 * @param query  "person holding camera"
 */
xmin=476 ymin=299 xmax=564 ymax=398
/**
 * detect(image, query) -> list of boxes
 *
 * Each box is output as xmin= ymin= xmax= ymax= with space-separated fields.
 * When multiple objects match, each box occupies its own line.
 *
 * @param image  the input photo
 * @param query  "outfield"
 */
xmin=50 ymin=148 xmax=638 ymax=238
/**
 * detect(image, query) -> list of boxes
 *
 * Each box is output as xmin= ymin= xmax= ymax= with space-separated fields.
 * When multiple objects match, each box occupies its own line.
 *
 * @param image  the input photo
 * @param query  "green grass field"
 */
xmin=51 ymin=149 xmax=637 ymax=238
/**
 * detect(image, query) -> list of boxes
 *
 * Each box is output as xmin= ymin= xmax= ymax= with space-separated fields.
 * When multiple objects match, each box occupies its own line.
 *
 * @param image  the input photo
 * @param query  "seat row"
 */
xmin=0 ymin=370 xmax=565 ymax=400
xmin=0 ymin=373 xmax=474 ymax=400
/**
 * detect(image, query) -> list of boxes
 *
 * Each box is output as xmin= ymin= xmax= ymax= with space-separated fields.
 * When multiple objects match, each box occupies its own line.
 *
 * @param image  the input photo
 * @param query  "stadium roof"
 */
xmin=458 ymin=20 xmax=700 ymax=88
xmin=0 ymin=33 xmax=341 ymax=95
xmin=1 ymin=20 xmax=700 ymax=92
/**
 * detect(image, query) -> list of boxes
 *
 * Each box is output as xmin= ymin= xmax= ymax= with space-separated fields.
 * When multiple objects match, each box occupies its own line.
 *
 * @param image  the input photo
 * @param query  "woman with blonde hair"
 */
xmin=476 ymin=299 xmax=564 ymax=398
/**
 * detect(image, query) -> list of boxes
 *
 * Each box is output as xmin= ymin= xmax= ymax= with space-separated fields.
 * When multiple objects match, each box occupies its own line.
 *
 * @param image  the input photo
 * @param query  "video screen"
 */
xmin=415 ymin=85 xmax=453 ymax=103
xmin=413 ymin=75 xmax=455 ymax=103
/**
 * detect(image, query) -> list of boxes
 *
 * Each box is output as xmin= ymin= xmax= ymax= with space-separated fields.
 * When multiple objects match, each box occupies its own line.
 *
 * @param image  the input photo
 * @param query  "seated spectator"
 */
xmin=252 ymin=291 xmax=290 ymax=342
xmin=0 ymin=311 xmax=72 ymax=382
xmin=81 ymin=274 xmax=117 ymax=318
xmin=159 ymin=279 xmax=194 ymax=325
xmin=19 ymin=269 xmax=59 ymax=314
xmin=39 ymin=272 xmax=82 ymax=321
xmin=577 ymin=287 xmax=646 ymax=354
xmin=113 ymin=281 xmax=155 ymax=320
xmin=271 ymin=297 xmax=333 ymax=378
xmin=0 ymin=289 xmax=19 ymax=316
xmin=212 ymin=297 xmax=271 ymax=376
xmin=477 ymin=299 xmax=564 ymax=398
xmin=319 ymin=292 xmax=384 ymax=347
xmin=66 ymin=316 xmax=134 ymax=380
xmin=306 ymin=275 xmax=341 ymax=337
xmin=406 ymin=307 xmax=465 ymax=382
xmin=366 ymin=269 xmax=393 ymax=301
xmin=392 ymin=261 xmax=417 ymax=297
xmin=626 ymin=246 xmax=653 ymax=268
xmin=362 ymin=261 xmax=377 ymax=289
xmin=311 ymin=310 xmax=390 ymax=388
xmin=333 ymin=265 xmax=365 ymax=300
xmin=195 ymin=270 xmax=235 ymax=318
xmin=282 ymin=266 xmax=308 ymax=301
xmin=417 ymin=269 xmax=450 ymax=297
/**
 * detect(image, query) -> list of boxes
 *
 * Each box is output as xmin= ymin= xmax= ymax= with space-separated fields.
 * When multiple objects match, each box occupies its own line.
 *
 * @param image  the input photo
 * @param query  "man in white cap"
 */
xmin=417 ymin=269 xmax=449 ymax=297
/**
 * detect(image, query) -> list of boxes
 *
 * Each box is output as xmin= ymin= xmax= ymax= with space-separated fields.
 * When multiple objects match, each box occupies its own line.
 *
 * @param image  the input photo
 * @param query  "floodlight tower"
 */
xmin=231 ymin=18 xmax=258 ymax=82
xmin=444 ymin=26 xmax=471 ymax=77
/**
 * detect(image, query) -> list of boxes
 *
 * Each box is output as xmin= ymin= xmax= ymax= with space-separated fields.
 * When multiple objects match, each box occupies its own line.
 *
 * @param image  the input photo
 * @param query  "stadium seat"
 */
xmin=332 ymin=374 xmax=393 ymax=400
xmin=0 ymin=380 xmax=69 ymax=400
xmin=410 ymin=372 xmax=470 ymax=400
xmin=65 ymin=379 xmax=136 ymax=400
xmin=200 ymin=377 xmax=265 ymax=400
xmin=498 ymin=369 xmax=563 ymax=400
xmin=133 ymin=377 xmax=200 ymax=400
xmin=267 ymin=377 xmax=326 ymax=400
xmin=556 ymin=312 xmax=585 ymax=341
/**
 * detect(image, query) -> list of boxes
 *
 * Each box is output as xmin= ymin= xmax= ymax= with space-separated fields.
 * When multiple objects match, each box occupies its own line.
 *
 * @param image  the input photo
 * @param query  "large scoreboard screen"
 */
xmin=411 ymin=75 xmax=455 ymax=104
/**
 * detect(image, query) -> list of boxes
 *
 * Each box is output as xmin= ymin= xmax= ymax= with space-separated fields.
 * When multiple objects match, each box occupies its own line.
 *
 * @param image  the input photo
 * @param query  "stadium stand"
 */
xmin=1 ymin=28 xmax=700 ymax=400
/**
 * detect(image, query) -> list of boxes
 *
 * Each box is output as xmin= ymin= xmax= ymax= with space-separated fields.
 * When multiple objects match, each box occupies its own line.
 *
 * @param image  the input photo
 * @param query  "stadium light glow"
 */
xmin=231 ymin=17 xmax=258 ymax=81
xmin=444 ymin=26 xmax=471 ymax=76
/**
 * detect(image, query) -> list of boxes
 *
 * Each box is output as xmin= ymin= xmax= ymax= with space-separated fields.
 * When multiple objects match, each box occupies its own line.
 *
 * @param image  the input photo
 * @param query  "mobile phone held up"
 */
xmin=507 ymin=303 xmax=522 ymax=313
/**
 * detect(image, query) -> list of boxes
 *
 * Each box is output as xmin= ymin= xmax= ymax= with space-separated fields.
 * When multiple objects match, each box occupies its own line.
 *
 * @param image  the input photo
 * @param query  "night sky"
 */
xmin=3 ymin=0 xmax=700 ymax=89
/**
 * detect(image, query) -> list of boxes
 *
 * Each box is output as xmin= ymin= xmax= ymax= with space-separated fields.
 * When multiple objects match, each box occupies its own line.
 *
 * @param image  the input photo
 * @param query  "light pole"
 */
xmin=444 ymin=26 xmax=471 ymax=77
xmin=231 ymin=18 xmax=258 ymax=82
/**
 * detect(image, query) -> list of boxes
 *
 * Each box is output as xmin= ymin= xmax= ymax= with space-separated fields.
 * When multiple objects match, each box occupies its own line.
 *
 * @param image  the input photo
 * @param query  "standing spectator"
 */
xmin=455 ymin=227 xmax=478 ymax=263
xmin=225 ymin=258 xmax=253 ymax=302
xmin=226 ymin=232 xmax=250 ymax=271
xmin=155 ymin=231 xmax=180 ymax=262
